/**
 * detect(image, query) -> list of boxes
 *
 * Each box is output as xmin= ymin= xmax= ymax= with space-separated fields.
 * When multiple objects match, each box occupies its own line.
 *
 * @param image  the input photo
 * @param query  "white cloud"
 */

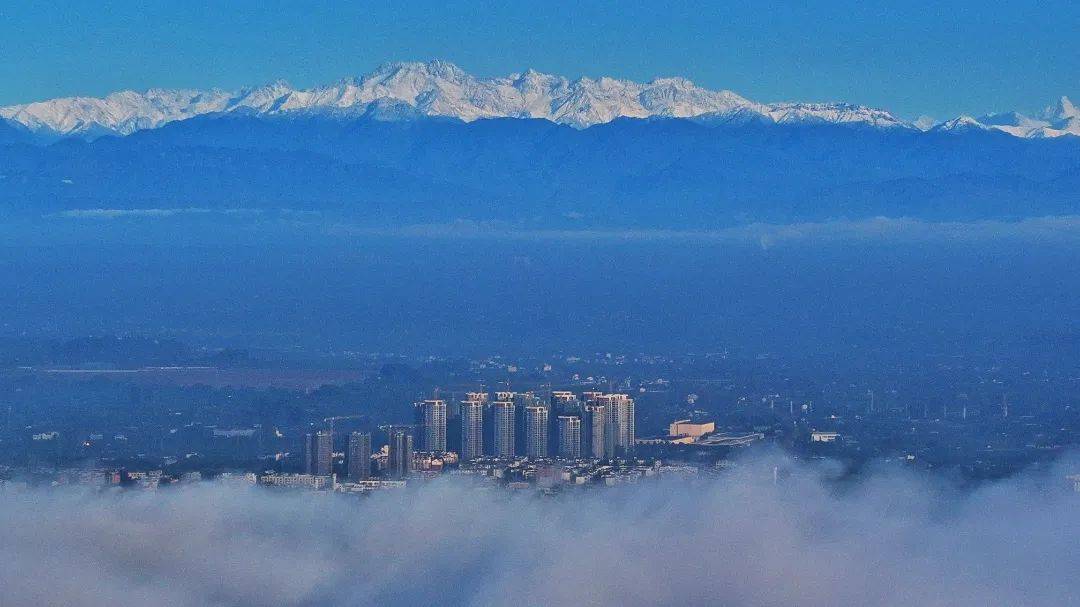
xmin=54 ymin=208 xmax=263 ymax=218
xmin=322 ymin=216 xmax=1080 ymax=246
xmin=0 ymin=450 xmax=1077 ymax=606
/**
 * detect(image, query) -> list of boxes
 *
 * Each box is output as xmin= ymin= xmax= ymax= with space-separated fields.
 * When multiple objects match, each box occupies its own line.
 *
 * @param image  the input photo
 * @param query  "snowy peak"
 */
xmin=1034 ymin=96 xmax=1080 ymax=138
xmin=2 ymin=60 xmax=1069 ymax=139
xmin=913 ymin=116 xmax=937 ymax=131
xmin=932 ymin=115 xmax=993 ymax=133
xmin=972 ymin=111 xmax=1046 ymax=137
xmin=0 ymin=60 xmax=913 ymax=136
xmin=0 ymin=60 xmax=909 ymax=136
xmin=1047 ymin=96 xmax=1078 ymax=121
xmin=765 ymin=102 xmax=908 ymax=128
xmin=925 ymin=96 xmax=1080 ymax=139
xmin=0 ymin=88 xmax=234 ymax=137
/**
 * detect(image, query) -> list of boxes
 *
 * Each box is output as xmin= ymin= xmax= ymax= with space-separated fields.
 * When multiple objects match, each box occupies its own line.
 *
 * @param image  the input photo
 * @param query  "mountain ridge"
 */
xmin=3 ymin=108 xmax=1079 ymax=227
xmin=8 ymin=59 xmax=1067 ymax=139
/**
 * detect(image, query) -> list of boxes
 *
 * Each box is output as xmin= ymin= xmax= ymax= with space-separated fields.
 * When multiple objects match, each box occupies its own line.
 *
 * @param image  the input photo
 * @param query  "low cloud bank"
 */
xmin=326 ymin=216 xmax=1080 ymax=246
xmin=45 ymin=211 xmax=1080 ymax=246
xmin=2 ymin=452 xmax=1079 ymax=606
xmin=7 ymin=210 xmax=1080 ymax=251
xmin=54 ymin=208 xmax=266 ymax=218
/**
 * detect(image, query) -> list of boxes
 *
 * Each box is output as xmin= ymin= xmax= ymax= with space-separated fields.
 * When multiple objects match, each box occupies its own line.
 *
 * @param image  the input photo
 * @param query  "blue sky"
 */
xmin=0 ymin=0 xmax=1076 ymax=119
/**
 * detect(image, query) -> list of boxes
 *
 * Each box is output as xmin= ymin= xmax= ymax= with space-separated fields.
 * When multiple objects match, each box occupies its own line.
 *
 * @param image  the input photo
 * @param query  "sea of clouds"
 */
xmin=1 ymin=451 xmax=1078 ymax=606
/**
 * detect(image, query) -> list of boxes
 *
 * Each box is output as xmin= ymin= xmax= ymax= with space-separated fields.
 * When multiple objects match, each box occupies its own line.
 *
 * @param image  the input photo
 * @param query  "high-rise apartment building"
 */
xmin=621 ymin=397 xmax=635 ymax=455
xmin=581 ymin=391 xmax=604 ymax=404
xmin=513 ymin=392 xmax=540 ymax=455
xmin=599 ymin=394 xmax=635 ymax=457
xmin=301 ymin=433 xmax=314 ymax=474
xmin=346 ymin=432 xmax=371 ymax=481
xmin=416 ymin=399 xmax=447 ymax=453
xmin=492 ymin=401 xmax=516 ymax=457
xmin=460 ymin=399 xmax=484 ymax=461
xmin=551 ymin=391 xmax=577 ymax=408
xmin=557 ymin=415 xmax=582 ymax=459
xmin=583 ymin=404 xmax=606 ymax=458
xmin=525 ymin=405 xmax=549 ymax=459
xmin=302 ymin=430 xmax=333 ymax=476
xmin=388 ymin=427 xmax=413 ymax=479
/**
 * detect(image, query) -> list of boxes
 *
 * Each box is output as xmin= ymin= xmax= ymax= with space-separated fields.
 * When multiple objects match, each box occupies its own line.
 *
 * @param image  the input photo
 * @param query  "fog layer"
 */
xmin=1 ymin=452 xmax=1077 ymax=606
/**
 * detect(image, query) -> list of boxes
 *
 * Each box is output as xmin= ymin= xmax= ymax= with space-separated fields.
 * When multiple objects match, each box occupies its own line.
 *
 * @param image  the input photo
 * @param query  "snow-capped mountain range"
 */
xmin=931 ymin=96 xmax=1080 ymax=138
xmin=0 ymin=60 xmax=1076 ymax=139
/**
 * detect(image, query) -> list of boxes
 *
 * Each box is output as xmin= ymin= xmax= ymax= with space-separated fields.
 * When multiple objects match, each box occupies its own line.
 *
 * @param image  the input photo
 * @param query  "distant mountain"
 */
xmin=0 ymin=117 xmax=33 ymax=145
xmin=4 ymin=61 xmax=1075 ymax=141
xmin=931 ymin=115 xmax=997 ymax=134
xmin=945 ymin=97 xmax=1080 ymax=138
xmin=0 ymin=60 xmax=917 ymax=138
xmin=1037 ymin=96 xmax=1080 ymax=137
xmin=2 ymin=110 xmax=1079 ymax=227
xmin=0 ymin=88 xmax=236 ymax=139
xmin=2 ymin=61 xmax=1078 ymax=227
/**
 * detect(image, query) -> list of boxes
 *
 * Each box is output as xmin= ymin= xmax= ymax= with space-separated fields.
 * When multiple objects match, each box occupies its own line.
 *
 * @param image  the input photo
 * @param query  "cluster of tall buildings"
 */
xmin=301 ymin=430 xmax=333 ymax=476
xmin=302 ymin=426 xmax=414 ymax=481
xmin=419 ymin=390 xmax=635 ymax=462
xmin=303 ymin=430 xmax=374 ymax=480
xmin=302 ymin=390 xmax=635 ymax=481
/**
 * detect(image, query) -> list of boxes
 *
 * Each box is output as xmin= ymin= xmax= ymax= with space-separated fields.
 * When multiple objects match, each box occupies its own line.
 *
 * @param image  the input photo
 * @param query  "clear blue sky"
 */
xmin=1 ymin=0 xmax=1076 ymax=119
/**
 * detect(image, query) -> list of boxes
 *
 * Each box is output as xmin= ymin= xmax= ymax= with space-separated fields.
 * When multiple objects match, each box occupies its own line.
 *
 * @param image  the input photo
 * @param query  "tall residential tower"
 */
xmin=347 ymin=432 xmax=371 ymax=481
xmin=492 ymin=401 xmax=515 ymax=457
xmin=557 ymin=415 xmax=582 ymax=459
xmin=388 ymin=427 xmax=413 ymax=479
xmin=460 ymin=399 xmax=484 ymax=461
xmin=302 ymin=430 xmax=333 ymax=476
xmin=525 ymin=405 xmax=549 ymax=459
xmin=415 ymin=399 xmax=447 ymax=453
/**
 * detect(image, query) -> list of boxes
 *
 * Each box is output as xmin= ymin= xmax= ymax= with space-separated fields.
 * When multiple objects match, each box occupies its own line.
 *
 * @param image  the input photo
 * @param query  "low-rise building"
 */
xmin=668 ymin=420 xmax=715 ymax=441
xmin=810 ymin=431 xmax=841 ymax=443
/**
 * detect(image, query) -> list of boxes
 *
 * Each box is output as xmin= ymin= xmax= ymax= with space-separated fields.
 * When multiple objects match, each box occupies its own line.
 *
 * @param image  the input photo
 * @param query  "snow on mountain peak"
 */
xmin=1047 ymin=96 xmax=1078 ymax=121
xmin=0 ymin=87 xmax=235 ymax=136
xmin=923 ymin=95 xmax=1080 ymax=139
xmin=932 ymin=115 xmax=991 ymax=132
xmin=913 ymin=115 xmax=937 ymax=131
xmin=3 ymin=60 xmax=1067 ymax=139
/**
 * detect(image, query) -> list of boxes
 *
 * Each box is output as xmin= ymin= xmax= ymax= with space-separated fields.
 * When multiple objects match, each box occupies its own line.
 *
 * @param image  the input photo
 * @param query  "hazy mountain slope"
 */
xmin=0 ymin=118 xmax=34 ymax=145
xmin=2 ymin=113 xmax=1079 ymax=226
xmin=0 ymin=133 xmax=490 ymax=221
